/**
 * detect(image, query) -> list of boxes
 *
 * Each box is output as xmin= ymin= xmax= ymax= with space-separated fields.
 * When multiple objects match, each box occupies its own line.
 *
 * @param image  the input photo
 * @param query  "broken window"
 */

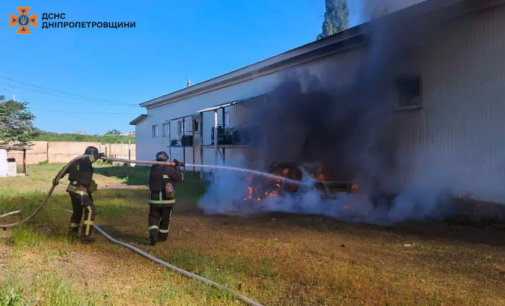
xmin=396 ymin=76 xmax=421 ymax=110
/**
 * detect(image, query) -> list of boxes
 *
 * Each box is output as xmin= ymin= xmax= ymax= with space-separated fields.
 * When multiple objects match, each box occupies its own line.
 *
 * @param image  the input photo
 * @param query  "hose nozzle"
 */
xmin=173 ymin=159 xmax=186 ymax=167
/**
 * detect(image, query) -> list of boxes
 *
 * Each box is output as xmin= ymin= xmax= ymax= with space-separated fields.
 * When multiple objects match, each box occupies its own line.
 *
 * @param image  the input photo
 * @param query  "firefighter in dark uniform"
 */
xmin=53 ymin=146 xmax=104 ymax=242
xmin=148 ymin=151 xmax=184 ymax=246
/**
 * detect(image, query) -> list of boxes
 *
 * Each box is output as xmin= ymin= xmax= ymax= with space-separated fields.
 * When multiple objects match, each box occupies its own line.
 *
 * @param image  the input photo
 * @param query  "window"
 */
xmin=396 ymin=76 xmax=421 ymax=110
xmin=177 ymin=120 xmax=186 ymax=136
xmin=162 ymin=123 xmax=169 ymax=137
xmin=152 ymin=125 xmax=159 ymax=138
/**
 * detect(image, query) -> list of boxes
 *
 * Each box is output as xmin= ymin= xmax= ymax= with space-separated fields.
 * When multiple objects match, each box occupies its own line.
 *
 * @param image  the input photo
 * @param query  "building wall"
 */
xmin=136 ymin=71 xmax=280 ymax=166
xmin=135 ymin=47 xmax=367 ymax=168
xmin=395 ymin=5 xmax=505 ymax=202
xmin=135 ymin=115 xmax=154 ymax=163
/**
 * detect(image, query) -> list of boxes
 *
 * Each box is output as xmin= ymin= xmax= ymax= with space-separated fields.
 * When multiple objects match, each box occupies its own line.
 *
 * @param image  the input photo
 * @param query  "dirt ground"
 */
xmin=5 ymin=201 xmax=505 ymax=305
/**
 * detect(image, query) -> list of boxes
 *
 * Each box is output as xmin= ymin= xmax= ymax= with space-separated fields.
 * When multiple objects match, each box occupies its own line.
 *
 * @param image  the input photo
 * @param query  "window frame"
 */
xmin=152 ymin=125 xmax=159 ymax=138
xmin=193 ymin=118 xmax=200 ymax=132
xmin=162 ymin=123 xmax=170 ymax=137
xmin=177 ymin=120 xmax=187 ymax=136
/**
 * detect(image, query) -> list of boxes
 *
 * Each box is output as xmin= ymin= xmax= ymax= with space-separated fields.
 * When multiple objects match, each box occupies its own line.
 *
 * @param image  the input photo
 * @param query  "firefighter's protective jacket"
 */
xmin=60 ymin=152 xmax=100 ymax=194
xmin=149 ymin=165 xmax=183 ymax=206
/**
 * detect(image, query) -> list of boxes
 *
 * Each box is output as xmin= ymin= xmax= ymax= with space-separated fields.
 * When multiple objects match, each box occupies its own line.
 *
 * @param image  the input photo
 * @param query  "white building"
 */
xmin=131 ymin=0 xmax=505 ymax=203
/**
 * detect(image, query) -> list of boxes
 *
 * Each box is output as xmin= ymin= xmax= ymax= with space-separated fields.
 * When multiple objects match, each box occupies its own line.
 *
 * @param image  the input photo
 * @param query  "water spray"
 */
xmin=102 ymin=157 xmax=315 ymax=186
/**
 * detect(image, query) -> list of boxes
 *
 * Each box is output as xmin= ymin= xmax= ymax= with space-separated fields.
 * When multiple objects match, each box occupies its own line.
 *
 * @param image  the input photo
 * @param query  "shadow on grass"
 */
xmin=200 ymin=210 xmax=505 ymax=247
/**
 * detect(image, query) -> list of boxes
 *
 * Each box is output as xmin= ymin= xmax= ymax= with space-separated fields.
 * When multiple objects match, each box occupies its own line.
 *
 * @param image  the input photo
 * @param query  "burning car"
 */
xmin=243 ymin=162 xmax=358 ymax=202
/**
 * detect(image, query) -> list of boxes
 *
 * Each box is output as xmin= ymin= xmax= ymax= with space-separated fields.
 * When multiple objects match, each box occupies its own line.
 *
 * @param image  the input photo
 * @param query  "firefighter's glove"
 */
xmin=173 ymin=159 xmax=185 ymax=167
xmin=52 ymin=176 xmax=60 ymax=186
xmin=99 ymin=153 xmax=106 ymax=159
xmin=89 ymin=180 xmax=98 ymax=193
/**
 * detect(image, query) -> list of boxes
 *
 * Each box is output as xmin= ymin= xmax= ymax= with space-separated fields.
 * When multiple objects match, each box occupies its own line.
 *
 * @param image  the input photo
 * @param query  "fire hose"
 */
xmin=0 ymin=154 xmax=86 ymax=229
xmin=0 ymin=155 xmax=264 ymax=306
xmin=93 ymin=224 xmax=263 ymax=306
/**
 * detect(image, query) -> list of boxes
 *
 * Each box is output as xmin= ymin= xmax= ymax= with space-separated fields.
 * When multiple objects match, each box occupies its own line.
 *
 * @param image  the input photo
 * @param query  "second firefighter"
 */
xmin=148 ymin=151 xmax=184 ymax=246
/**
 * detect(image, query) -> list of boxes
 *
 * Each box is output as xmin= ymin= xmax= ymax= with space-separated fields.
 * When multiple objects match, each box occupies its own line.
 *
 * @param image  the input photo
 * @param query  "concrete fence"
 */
xmin=7 ymin=141 xmax=137 ymax=165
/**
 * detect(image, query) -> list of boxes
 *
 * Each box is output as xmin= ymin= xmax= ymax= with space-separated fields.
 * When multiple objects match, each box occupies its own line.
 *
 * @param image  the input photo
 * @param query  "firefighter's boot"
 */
xmin=82 ymin=233 xmax=96 ymax=243
xmin=67 ymin=224 xmax=79 ymax=240
xmin=149 ymin=228 xmax=158 ymax=246
xmin=81 ymin=223 xmax=96 ymax=243
xmin=158 ymin=230 xmax=168 ymax=242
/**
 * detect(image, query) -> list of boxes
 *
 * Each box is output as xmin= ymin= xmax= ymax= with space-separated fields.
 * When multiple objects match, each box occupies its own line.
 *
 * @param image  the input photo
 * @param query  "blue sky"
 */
xmin=0 ymin=0 xmax=363 ymax=135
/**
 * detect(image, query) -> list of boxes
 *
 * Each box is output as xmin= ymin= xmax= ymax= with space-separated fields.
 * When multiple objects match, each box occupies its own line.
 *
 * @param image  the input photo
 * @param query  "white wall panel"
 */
xmin=396 ymin=6 xmax=505 ymax=202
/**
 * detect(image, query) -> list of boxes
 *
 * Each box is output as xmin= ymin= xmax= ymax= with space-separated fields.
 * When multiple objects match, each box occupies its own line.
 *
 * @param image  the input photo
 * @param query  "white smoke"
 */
xmin=198 ymin=151 xmax=455 ymax=225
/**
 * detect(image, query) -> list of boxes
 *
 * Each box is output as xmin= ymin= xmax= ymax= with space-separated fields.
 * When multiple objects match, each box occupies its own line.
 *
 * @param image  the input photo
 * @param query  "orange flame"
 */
xmin=243 ymin=180 xmax=262 ymax=201
xmin=243 ymin=166 xmax=357 ymax=202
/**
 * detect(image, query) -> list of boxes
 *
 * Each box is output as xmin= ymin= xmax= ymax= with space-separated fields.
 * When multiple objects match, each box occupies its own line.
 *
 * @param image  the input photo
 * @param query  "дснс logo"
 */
xmin=10 ymin=7 xmax=37 ymax=34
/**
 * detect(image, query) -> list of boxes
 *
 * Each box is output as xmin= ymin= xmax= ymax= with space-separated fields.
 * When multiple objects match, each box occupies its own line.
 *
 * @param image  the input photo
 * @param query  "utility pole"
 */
xmin=12 ymin=94 xmax=15 ymax=102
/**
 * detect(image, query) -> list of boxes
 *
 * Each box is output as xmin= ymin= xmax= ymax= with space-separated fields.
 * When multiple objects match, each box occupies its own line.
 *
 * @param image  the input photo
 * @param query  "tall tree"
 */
xmin=317 ymin=0 xmax=350 ymax=40
xmin=0 ymin=95 xmax=40 ymax=147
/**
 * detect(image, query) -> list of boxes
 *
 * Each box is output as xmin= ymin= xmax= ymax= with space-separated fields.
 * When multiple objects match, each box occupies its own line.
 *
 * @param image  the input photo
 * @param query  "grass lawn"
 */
xmin=1 ymin=163 xmax=505 ymax=305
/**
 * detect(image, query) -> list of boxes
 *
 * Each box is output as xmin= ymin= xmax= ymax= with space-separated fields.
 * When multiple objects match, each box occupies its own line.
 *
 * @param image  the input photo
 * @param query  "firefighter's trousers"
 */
xmin=148 ymin=205 xmax=173 ymax=242
xmin=68 ymin=190 xmax=97 ymax=238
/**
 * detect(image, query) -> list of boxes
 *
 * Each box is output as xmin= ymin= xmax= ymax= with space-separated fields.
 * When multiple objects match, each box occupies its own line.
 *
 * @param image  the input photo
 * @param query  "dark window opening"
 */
xmin=396 ymin=76 xmax=421 ymax=109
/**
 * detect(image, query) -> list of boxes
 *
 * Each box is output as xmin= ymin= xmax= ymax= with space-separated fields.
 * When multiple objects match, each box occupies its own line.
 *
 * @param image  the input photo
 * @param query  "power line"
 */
xmin=0 ymin=83 xmax=138 ymax=107
xmin=1 ymin=92 xmax=141 ymax=116
xmin=0 ymin=78 xmax=139 ymax=107
xmin=2 ymin=91 xmax=130 ymax=110
xmin=28 ymin=105 xmax=139 ymax=115
xmin=0 ymin=77 xmax=136 ymax=106
xmin=2 ymin=91 xmax=139 ymax=118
